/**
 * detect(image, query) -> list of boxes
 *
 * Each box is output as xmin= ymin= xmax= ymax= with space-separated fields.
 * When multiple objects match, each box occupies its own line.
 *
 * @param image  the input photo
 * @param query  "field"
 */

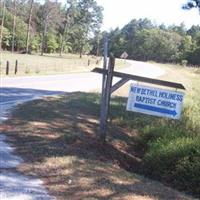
xmin=1 ymin=61 xmax=199 ymax=199
xmin=0 ymin=51 xmax=128 ymax=76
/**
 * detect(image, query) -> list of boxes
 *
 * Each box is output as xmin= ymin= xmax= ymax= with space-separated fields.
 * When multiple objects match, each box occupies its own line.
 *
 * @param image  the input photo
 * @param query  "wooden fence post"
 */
xmin=15 ymin=60 xmax=18 ymax=74
xmin=6 ymin=61 xmax=9 ymax=75
xmin=88 ymin=59 xmax=90 ymax=66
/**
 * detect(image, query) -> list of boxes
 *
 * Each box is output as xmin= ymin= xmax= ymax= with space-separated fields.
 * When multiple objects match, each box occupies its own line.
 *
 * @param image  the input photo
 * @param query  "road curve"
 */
xmin=1 ymin=60 xmax=165 ymax=93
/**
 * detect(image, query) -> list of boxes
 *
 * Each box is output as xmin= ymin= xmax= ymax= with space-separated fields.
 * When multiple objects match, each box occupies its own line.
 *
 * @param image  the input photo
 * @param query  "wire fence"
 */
xmin=0 ymin=53 xmax=102 ymax=76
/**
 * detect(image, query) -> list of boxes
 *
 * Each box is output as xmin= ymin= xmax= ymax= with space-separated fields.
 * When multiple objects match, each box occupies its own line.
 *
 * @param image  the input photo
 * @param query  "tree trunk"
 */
xmin=59 ymin=23 xmax=67 ymax=57
xmin=41 ymin=19 xmax=48 ymax=56
xmin=79 ymin=44 xmax=83 ymax=58
xmin=0 ymin=0 xmax=6 ymax=52
xmin=11 ymin=0 xmax=16 ymax=52
xmin=96 ymin=35 xmax=100 ymax=57
xmin=26 ymin=0 xmax=34 ymax=54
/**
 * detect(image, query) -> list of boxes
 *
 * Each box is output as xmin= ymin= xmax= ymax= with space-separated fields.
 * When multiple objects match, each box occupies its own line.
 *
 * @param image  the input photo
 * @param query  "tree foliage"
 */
xmin=97 ymin=19 xmax=200 ymax=65
xmin=1 ymin=0 xmax=103 ymax=56
xmin=0 ymin=0 xmax=200 ymax=65
xmin=183 ymin=0 xmax=200 ymax=12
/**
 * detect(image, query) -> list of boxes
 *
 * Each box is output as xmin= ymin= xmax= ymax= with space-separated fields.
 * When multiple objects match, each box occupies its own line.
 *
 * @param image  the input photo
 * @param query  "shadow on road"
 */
xmin=0 ymin=87 xmax=65 ymax=104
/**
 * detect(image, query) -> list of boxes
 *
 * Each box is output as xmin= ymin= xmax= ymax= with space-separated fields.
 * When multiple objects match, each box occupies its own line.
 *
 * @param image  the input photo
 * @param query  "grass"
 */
xmin=1 ymin=92 xmax=194 ymax=200
xmin=110 ymin=63 xmax=200 ymax=197
xmin=0 ymin=51 xmax=128 ymax=76
xmin=1 ymin=62 xmax=199 ymax=199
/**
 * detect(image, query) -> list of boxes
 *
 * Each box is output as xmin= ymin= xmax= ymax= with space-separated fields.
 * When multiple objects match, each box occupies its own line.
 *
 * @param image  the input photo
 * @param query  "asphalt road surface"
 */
xmin=1 ymin=60 xmax=164 ymax=118
xmin=0 ymin=60 xmax=165 ymax=200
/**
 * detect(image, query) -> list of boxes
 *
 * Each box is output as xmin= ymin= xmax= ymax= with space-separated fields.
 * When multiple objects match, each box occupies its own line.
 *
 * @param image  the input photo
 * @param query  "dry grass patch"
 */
xmin=0 ymin=52 xmax=128 ymax=76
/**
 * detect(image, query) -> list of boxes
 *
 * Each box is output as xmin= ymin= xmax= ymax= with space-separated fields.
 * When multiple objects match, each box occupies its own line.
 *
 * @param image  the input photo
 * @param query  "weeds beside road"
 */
xmin=112 ymin=63 xmax=200 ymax=197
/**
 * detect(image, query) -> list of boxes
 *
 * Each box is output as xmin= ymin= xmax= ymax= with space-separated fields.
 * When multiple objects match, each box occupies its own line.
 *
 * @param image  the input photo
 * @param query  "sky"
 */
xmin=95 ymin=0 xmax=200 ymax=30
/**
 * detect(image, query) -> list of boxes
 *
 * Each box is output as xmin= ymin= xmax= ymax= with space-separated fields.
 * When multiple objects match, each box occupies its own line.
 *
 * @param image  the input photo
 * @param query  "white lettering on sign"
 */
xmin=126 ymin=84 xmax=184 ymax=119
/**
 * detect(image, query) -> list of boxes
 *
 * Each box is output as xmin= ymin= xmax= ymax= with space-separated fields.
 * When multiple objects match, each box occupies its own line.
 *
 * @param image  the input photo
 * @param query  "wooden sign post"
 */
xmin=99 ymin=35 xmax=108 ymax=141
xmin=94 ymin=42 xmax=185 ymax=142
xmin=94 ymin=63 xmax=185 ymax=142
xmin=100 ymin=53 xmax=115 ymax=141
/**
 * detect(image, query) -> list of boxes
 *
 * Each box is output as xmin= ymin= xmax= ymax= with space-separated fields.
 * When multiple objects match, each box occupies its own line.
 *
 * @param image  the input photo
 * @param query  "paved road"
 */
xmin=1 ymin=60 xmax=164 ymax=118
xmin=0 ymin=60 xmax=165 ymax=200
xmin=1 ymin=60 xmax=164 ymax=92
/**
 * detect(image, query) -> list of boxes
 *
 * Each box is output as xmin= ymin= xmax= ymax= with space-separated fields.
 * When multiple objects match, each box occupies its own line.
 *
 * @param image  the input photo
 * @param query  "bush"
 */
xmin=175 ymin=156 xmax=200 ymax=195
xmin=181 ymin=59 xmax=188 ymax=66
xmin=141 ymin=131 xmax=200 ymax=197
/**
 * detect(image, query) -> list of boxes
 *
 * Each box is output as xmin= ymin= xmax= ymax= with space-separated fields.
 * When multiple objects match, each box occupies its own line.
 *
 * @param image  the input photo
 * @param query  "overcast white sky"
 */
xmin=96 ymin=0 xmax=200 ymax=30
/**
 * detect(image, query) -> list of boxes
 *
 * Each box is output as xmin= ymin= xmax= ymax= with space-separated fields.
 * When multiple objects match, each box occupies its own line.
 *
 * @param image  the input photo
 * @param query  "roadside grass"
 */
xmin=0 ymin=51 xmax=128 ymax=76
xmin=111 ymin=63 xmax=200 ymax=197
xmin=1 ymin=92 xmax=193 ymax=200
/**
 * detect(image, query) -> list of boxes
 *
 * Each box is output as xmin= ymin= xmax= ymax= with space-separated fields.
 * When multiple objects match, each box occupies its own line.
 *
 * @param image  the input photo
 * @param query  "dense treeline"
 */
xmin=97 ymin=20 xmax=200 ymax=65
xmin=0 ymin=0 xmax=103 ymax=57
xmin=105 ymin=0 xmax=200 ymax=66
xmin=0 ymin=0 xmax=200 ymax=65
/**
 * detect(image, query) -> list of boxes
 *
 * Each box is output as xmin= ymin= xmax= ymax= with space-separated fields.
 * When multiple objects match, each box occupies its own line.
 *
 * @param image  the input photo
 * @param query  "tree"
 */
xmin=121 ymin=18 xmax=154 ymax=58
xmin=46 ymin=33 xmax=59 ymax=53
xmin=73 ymin=0 xmax=103 ymax=58
xmin=183 ymin=1 xmax=200 ymax=65
xmin=59 ymin=0 xmax=78 ymax=56
xmin=133 ymin=29 xmax=182 ymax=62
xmin=11 ymin=0 xmax=16 ymax=52
xmin=1 ymin=26 xmax=11 ymax=49
xmin=30 ymin=33 xmax=40 ymax=52
xmin=26 ymin=0 xmax=34 ymax=53
xmin=187 ymin=25 xmax=200 ymax=38
xmin=187 ymin=33 xmax=200 ymax=64
xmin=0 ymin=0 xmax=6 ymax=51
xmin=183 ymin=0 xmax=200 ymax=12
xmin=108 ymin=28 xmax=126 ymax=57
xmin=38 ymin=0 xmax=61 ymax=55
xmin=15 ymin=17 xmax=28 ymax=50
xmin=168 ymin=23 xmax=187 ymax=36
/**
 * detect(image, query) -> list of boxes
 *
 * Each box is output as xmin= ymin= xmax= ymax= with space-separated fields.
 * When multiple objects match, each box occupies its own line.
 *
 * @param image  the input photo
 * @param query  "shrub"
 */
xmin=141 ymin=133 xmax=200 ymax=197
xmin=181 ymin=59 xmax=188 ymax=66
xmin=175 ymin=156 xmax=200 ymax=195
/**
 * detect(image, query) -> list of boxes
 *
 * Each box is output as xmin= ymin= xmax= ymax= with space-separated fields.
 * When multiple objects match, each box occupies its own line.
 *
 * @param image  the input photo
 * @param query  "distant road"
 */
xmin=1 ymin=60 xmax=164 ymax=92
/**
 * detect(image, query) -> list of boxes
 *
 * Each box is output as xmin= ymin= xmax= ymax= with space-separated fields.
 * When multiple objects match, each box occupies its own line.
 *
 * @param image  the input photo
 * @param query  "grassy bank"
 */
xmin=139 ymin=65 xmax=200 ymax=197
xmin=0 ymin=52 xmax=128 ymax=76
xmin=1 ymin=92 xmax=193 ymax=200
xmin=111 ymin=64 xmax=200 ymax=197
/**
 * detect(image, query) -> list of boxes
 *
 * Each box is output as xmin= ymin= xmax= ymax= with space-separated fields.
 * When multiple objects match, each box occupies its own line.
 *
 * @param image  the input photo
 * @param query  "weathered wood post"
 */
xmin=100 ymin=53 xmax=115 ymax=141
xmin=6 ymin=61 xmax=9 ymax=75
xmin=100 ymin=35 xmax=108 ymax=141
xmin=15 ymin=60 xmax=18 ymax=74
xmin=105 ymin=53 xmax=115 ymax=120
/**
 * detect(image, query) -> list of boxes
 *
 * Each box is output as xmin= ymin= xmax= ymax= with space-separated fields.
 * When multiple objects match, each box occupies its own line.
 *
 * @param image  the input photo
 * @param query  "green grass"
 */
xmin=0 ymin=51 xmax=128 ymax=76
xmin=110 ymin=63 xmax=200 ymax=197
